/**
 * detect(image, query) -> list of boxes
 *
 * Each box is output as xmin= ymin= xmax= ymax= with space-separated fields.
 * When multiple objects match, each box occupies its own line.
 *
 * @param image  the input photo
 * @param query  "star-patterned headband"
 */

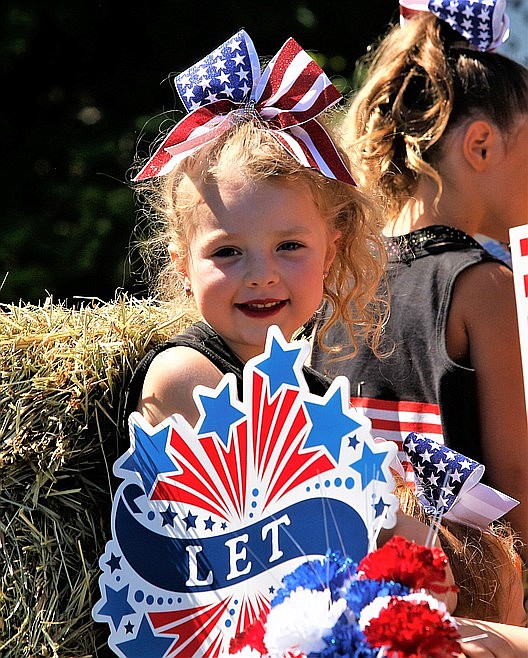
xmin=403 ymin=432 xmax=518 ymax=528
xmin=134 ymin=29 xmax=355 ymax=185
xmin=399 ymin=0 xmax=510 ymax=52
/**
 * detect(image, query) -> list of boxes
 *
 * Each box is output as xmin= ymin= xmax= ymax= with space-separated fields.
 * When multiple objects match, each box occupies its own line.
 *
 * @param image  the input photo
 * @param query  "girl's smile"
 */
xmin=235 ymin=298 xmax=289 ymax=318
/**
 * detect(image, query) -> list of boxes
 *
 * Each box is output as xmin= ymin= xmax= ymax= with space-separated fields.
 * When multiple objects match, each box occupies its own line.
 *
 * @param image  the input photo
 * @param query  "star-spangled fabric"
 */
xmin=403 ymin=432 xmax=518 ymax=527
xmin=399 ymin=0 xmax=510 ymax=51
xmin=134 ymin=29 xmax=355 ymax=185
xmin=93 ymin=326 xmax=398 ymax=657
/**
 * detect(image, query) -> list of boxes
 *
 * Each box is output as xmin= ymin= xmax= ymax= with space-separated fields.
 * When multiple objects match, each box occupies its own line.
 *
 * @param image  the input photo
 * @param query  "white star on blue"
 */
xmin=349 ymin=442 xmax=388 ymax=490
xmin=196 ymin=380 xmax=245 ymax=448
xmin=119 ymin=425 xmax=180 ymax=495
xmin=175 ymin=30 xmax=256 ymax=111
xmin=97 ymin=584 xmax=135 ymax=630
xmin=116 ymin=615 xmax=176 ymax=657
xmin=256 ymin=336 xmax=303 ymax=397
xmin=429 ymin=0 xmax=498 ymax=50
xmin=304 ymin=388 xmax=361 ymax=463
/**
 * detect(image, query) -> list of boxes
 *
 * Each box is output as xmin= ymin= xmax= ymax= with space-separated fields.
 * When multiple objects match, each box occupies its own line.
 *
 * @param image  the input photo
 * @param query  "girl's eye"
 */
xmin=211 ymin=246 xmax=241 ymax=258
xmin=278 ymin=241 xmax=304 ymax=251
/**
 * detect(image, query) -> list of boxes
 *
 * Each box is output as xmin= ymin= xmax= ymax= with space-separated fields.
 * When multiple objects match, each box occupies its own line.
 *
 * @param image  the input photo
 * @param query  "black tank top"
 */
xmin=312 ymin=226 xmax=503 ymax=465
xmin=122 ymin=321 xmax=330 ymax=435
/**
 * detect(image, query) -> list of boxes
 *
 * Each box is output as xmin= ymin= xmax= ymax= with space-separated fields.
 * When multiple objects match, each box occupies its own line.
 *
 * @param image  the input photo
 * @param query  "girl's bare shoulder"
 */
xmin=136 ymin=345 xmax=224 ymax=426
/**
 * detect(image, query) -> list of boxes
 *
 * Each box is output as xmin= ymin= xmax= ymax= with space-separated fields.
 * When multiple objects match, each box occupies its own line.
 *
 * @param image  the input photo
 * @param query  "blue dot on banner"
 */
xmin=325 ymin=480 xmax=331 ymax=488
xmin=251 ymin=501 xmax=257 ymax=508
xmin=315 ymin=483 xmax=321 ymax=489
xmin=306 ymin=486 xmax=311 ymax=492
xmin=147 ymin=511 xmax=155 ymax=521
xmin=334 ymin=477 xmax=342 ymax=487
xmin=157 ymin=597 xmax=163 ymax=605
xmin=252 ymin=488 xmax=259 ymax=496
xmin=116 ymin=575 xmax=121 ymax=582
xmin=168 ymin=598 xmax=173 ymax=605
xmin=225 ymin=619 xmax=232 ymax=627
xmin=229 ymin=608 xmax=235 ymax=615
xmin=146 ymin=595 xmax=154 ymax=605
xmin=177 ymin=597 xmax=182 ymax=603
xmin=345 ymin=477 xmax=354 ymax=489
xmin=135 ymin=590 xmax=144 ymax=603
xmin=249 ymin=512 xmax=254 ymax=518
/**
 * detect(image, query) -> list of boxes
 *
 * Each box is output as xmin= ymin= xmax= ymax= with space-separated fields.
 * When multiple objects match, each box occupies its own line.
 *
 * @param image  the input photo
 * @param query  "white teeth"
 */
xmin=247 ymin=301 xmax=281 ymax=309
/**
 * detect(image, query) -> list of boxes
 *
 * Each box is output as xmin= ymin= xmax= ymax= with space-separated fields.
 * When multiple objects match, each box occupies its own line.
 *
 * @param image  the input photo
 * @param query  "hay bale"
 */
xmin=0 ymin=297 xmax=196 ymax=657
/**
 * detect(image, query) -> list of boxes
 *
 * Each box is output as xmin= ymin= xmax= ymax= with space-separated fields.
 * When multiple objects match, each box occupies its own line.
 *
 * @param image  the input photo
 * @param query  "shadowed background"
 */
xmin=1 ymin=0 xmax=399 ymax=304
xmin=1 ymin=1 xmax=526 ymax=305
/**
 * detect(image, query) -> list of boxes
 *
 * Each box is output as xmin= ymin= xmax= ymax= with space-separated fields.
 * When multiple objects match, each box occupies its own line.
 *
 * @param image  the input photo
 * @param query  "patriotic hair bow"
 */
xmin=403 ymin=432 xmax=518 ymax=528
xmin=134 ymin=29 xmax=354 ymax=185
xmin=399 ymin=0 xmax=510 ymax=52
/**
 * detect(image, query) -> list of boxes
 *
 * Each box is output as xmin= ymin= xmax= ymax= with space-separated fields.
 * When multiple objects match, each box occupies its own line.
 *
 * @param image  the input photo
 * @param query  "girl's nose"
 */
xmin=244 ymin=255 xmax=280 ymax=287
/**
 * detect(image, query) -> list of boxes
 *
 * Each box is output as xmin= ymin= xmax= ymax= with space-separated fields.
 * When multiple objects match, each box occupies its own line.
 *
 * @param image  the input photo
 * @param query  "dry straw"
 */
xmin=0 ymin=297 xmax=196 ymax=657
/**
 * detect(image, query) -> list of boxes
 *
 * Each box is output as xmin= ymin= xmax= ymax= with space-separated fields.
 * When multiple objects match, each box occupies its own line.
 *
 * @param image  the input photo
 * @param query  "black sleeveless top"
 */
xmin=122 ymin=321 xmax=331 ymax=434
xmin=312 ymin=226 xmax=504 ymax=464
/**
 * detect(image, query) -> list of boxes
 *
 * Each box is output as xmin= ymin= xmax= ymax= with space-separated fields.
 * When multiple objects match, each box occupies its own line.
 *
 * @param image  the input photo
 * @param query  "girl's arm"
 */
xmin=456 ymin=618 xmax=528 ymax=657
xmin=448 ymin=261 xmax=528 ymax=560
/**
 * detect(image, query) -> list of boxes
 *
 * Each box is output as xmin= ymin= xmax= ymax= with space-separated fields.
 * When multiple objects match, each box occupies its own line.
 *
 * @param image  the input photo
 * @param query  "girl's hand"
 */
xmin=455 ymin=618 xmax=528 ymax=657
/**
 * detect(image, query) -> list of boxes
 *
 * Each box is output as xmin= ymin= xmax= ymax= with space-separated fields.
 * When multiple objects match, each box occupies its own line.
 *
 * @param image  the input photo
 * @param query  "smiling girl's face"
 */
xmin=173 ymin=176 xmax=340 ymax=363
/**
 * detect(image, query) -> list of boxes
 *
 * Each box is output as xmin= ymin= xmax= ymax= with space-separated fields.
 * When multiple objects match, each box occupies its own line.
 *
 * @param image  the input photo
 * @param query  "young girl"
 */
xmin=312 ymin=0 xmax=528 ymax=561
xmin=124 ymin=31 xmax=386 ymax=431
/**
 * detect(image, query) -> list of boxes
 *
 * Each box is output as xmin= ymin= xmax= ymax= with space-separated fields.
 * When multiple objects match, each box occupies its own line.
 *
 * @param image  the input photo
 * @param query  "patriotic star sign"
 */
xmin=93 ymin=325 xmax=399 ymax=657
xmin=134 ymin=29 xmax=355 ymax=185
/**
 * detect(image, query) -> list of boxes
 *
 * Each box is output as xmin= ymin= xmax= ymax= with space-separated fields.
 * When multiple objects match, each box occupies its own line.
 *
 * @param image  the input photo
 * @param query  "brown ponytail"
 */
xmin=342 ymin=13 xmax=528 ymax=217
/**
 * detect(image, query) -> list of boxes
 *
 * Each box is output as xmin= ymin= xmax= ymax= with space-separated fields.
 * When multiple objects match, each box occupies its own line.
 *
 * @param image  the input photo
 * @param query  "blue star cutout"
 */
xmin=160 ymin=505 xmax=177 ymax=527
xmin=98 ymin=584 xmax=135 ymax=630
xmin=256 ymin=336 xmax=302 ymax=397
xmin=373 ymin=497 xmax=389 ymax=518
xmin=221 ymin=522 xmax=227 ymax=530
xmin=124 ymin=621 xmax=134 ymax=634
xmin=106 ymin=553 xmax=122 ymax=573
xmin=349 ymin=442 xmax=388 ymax=491
xmin=183 ymin=510 xmax=198 ymax=530
xmin=204 ymin=516 xmax=215 ymax=531
xmin=116 ymin=615 xmax=176 ymax=657
xmin=348 ymin=434 xmax=359 ymax=449
xmin=119 ymin=425 xmax=180 ymax=495
xmin=304 ymin=388 xmax=361 ymax=463
xmin=195 ymin=380 xmax=244 ymax=448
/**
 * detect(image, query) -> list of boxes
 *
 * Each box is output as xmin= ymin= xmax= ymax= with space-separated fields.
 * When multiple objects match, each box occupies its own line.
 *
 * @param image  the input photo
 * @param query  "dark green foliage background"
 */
xmin=0 ymin=1 xmax=396 ymax=304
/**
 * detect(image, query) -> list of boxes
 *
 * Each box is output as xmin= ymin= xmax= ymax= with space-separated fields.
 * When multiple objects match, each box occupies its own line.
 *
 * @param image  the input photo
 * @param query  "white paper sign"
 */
xmin=510 ymin=223 xmax=528 ymax=419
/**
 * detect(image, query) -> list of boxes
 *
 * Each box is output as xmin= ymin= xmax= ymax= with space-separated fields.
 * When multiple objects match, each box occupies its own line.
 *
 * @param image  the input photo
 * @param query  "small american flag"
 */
xmin=399 ymin=0 xmax=510 ymax=52
xmin=135 ymin=30 xmax=354 ymax=185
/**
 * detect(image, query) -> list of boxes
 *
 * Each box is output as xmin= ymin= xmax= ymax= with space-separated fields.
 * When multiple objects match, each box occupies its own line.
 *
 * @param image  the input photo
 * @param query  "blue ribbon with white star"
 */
xmin=399 ymin=0 xmax=510 ymax=51
xmin=403 ymin=432 xmax=518 ymax=527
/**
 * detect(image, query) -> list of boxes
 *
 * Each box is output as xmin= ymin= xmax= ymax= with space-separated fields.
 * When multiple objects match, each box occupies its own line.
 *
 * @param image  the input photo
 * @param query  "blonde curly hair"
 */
xmin=133 ymin=117 xmax=388 ymax=356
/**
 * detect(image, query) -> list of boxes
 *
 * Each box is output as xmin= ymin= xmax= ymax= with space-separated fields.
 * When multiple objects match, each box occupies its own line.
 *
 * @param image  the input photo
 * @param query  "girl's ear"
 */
xmin=324 ymin=229 xmax=342 ymax=272
xmin=168 ymin=242 xmax=189 ymax=286
xmin=462 ymin=120 xmax=495 ymax=172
